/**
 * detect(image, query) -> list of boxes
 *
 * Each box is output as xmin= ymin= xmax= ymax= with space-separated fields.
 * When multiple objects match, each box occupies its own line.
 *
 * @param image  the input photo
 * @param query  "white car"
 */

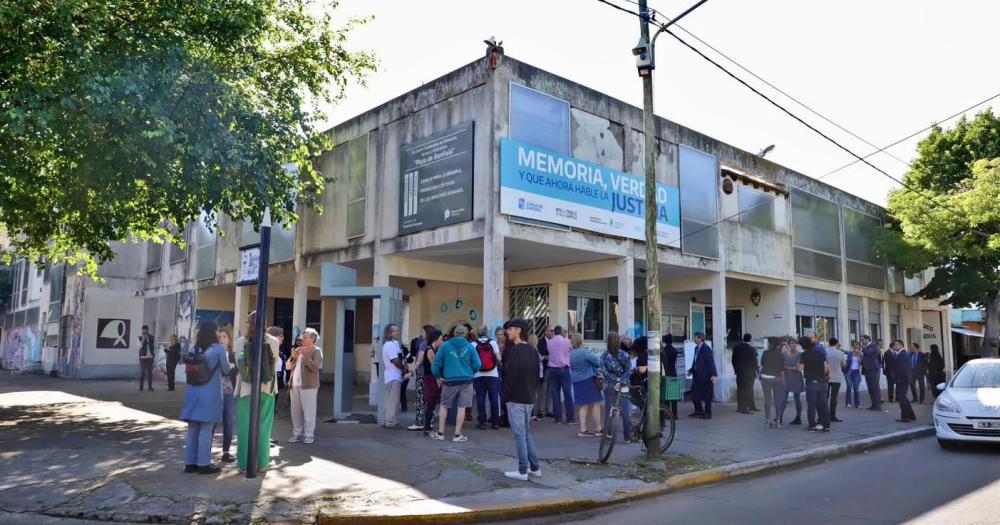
xmin=934 ymin=358 xmax=1000 ymax=449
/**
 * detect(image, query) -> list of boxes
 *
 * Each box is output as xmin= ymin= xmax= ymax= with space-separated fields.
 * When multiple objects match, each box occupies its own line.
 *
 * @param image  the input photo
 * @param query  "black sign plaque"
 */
xmin=399 ymin=121 xmax=474 ymax=235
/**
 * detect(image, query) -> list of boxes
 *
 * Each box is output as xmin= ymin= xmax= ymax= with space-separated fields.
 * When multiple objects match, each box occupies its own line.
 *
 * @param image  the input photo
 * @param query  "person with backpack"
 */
xmin=430 ymin=324 xmax=481 ymax=442
xmin=287 ymin=328 xmax=323 ymax=444
xmin=473 ymin=326 xmax=503 ymax=430
xmin=234 ymin=312 xmax=281 ymax=473
xmin=179 ymin=322 xmax=230 ymax=474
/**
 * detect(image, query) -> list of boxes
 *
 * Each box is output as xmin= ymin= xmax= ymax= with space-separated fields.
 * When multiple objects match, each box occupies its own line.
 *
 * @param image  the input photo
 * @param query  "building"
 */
xmin=2 ymin=52 xmax=953 ymax=422
xmin=950 ymin=308 xmax=984 ymax=367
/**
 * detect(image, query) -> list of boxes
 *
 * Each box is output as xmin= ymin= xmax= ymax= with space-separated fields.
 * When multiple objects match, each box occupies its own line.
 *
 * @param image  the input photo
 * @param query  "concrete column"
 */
xmin=617 ymin=257 xmax=635 ymax=338
xmin=551 ymin=282 xmax=569 ymax=332
xmin=482 ymin=234 xmax=505 ymax=330
xmin=711 ymin=271 xmax=728 ymax=401
xmin=233 ymin=285 xmax=251 ymax=342
xmin=786 ymin=281 xmax=797 ymax=337
xmin=291 ymin=271 xmax=308 ymax=341
xmin=881 ymin=300 xmax=891 ymax=346
xmin=838 ymin=287 xmax=849 ymax=344
xmin=371 ymin=255 xmax=389 ymax=410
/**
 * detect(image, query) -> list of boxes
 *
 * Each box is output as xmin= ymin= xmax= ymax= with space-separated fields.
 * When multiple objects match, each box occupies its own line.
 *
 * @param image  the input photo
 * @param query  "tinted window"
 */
xmin=738 ymin=186 xmax=774 ymax=230
xmin=680 ymin=146 xmax=719 ymax=258
xmin=791 ymin=189 xmax=840 ymax=255
xmin=510 ymin=84 xmax=570 ymax=154
xmin=843 ymin=207 xmax=882 ymax=264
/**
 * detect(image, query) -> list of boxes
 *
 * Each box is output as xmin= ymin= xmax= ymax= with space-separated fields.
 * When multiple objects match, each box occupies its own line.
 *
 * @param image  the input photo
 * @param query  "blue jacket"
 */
xmin=861 ymin=342 xmax=882 ymax=374
xmin=431 ymin=337 xmax=481 ymax=384
xmin=691 ymin=343 xmax=717 ymax=385
xmin=570 ymin=348 xmax=601 ymax=382
xmin=892 ymin=349 xmax=913 ymax=385
xmin=179 ymin=343 xmax=230 ymax=423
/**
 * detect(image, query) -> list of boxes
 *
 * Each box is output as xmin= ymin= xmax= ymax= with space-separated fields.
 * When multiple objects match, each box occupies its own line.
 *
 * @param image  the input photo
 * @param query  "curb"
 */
xmin=318 ymin=426 xmax=933 ymax=524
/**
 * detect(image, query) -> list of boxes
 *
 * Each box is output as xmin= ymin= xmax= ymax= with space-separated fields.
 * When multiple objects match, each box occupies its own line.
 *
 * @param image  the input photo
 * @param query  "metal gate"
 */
xmin=508 ymin=285 xmax=550 ymax=339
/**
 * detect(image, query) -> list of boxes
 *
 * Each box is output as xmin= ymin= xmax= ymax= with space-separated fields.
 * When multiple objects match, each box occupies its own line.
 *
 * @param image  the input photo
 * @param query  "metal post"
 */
xmin=246 ymin=208 xmax=272 ymax=479
xmin=638 ymin=0 xmax=661 ymax=457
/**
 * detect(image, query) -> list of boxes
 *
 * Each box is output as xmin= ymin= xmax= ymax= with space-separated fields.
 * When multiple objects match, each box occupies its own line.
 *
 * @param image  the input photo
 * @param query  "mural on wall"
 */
xmin=1 ymin=326 xmax=41 ymax=371
xmin=195 ymin=310 xmax=235 ymax=336
xmin=60 ymin=277 xmax=86 ymax=377
xmin=154 ymin=290 xmax=196 ymax=381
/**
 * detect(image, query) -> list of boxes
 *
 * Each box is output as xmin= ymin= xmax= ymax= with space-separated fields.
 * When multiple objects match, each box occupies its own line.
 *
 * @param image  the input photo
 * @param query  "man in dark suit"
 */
xmin=138 ymin=325 xmax=155 ymax=392
xmin=860 ymin=335 xmax=882 ymax=411
xmin=731 ymin=333 xmax=759 ymax=414
xmin=882 ymin=340 xmax=896 ymax=403
xmin=891 ymin=339 xmax=916 ymax=422
xmin=909 ymin=342 xmax=928 ymax=404
xmin=688 ymin=332 xmax=718 ymax=419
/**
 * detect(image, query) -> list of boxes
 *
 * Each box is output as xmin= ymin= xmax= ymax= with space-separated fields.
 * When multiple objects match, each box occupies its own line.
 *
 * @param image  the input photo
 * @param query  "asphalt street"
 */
xmin=513 ymin=437 xmax=1000 ymax=525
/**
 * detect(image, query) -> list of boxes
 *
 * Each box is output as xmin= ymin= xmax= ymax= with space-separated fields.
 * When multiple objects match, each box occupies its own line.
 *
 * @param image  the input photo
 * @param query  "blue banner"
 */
xmin=499 ymin=138 xmax=680 ymax=247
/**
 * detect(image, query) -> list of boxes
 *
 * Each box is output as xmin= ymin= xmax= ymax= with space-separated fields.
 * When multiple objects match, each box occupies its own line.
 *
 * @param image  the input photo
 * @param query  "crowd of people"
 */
xmin=176 ymin=311 xmax=323 ymax=474
xmin=737 ymin=332 xmax=947 ymax=432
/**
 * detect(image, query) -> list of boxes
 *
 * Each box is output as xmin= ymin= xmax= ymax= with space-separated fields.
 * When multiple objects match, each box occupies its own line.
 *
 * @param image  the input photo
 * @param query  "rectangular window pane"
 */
xmin=791 ymin=189 xmax=841 ymax=255
xmin=241 ymin=221 xmax=260 ymax=247
xmin=843 ymin=207 xmax=882 ymax=264
xmin=168 ymin=226 xmax=187 ymax=263
xmin=738 ymin=186 xmax=774 ymax=230
xmin=509 ymin=83 xmax=570 ymax=154
xmin=49 ymin=264 xmax=64 ymax=303
xmin=270 ymin=224 xmax=295 ymax=263
xmin=195 ymin=214 xmax=217 ymax=280
xmin=679 ymin=146 xmax=719 ymax=225
xmin=681 ymin=219 xmax=719 ymax=259
xmin=347 ymin=201 xmax=365 ymax=238
xmin=794 ymin=247 xmax=842 ymax=281
xmin=846 ymin=260 xmax=885 ymax=289
xmin=348 ymin=134 xmax=368 ymax=201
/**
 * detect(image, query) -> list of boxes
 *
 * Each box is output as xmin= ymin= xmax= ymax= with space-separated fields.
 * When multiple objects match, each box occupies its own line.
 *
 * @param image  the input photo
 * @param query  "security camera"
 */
xmin=633 ymin=37 xmax=654 ymax=76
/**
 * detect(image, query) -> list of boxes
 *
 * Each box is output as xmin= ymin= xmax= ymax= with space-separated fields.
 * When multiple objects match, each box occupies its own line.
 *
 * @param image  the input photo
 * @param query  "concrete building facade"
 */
xmin=2 ymin=54 xmax=953 ymax=420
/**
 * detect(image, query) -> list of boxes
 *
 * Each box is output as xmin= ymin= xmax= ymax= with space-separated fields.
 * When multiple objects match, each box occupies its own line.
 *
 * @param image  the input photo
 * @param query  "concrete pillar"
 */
xmin=371 ymin=255 xmax=389 ymax=410
xmin=617 ymin=257 xmax=635 ymax=339
xmin=786 ymin=281 xmax=797 ymax=337
xmin=711 ymin=271 xmax=728 ymax=401
xmin=233 ymin=285 xmax=251 ymax=342
xmin=838 ymin=288 xmax=849 ymax=344
xmin=551 ymin=282 xmax=569 ymax=332
xmin=291 ymin=271 xmax=308 ymax=341
xmin=881 ymin=300 xmax=891 ymax=347
xmin=482 ymin=234 xmax=505 ymax=330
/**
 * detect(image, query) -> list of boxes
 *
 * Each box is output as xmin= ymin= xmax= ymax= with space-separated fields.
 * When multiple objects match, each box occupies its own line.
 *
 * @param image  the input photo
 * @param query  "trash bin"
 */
xmin=661 ymin=376 xmax=683 ymax=401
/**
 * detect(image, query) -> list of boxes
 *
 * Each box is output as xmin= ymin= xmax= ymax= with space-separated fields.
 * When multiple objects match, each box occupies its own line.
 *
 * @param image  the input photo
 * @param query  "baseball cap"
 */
xmin=452 ymin=324 xmax=468 ymax=337
xmin=506 ymin=319 xmax=529 ymax=332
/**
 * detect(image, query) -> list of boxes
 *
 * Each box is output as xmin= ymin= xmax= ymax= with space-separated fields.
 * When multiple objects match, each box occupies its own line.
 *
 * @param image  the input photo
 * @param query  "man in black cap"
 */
xmin=502 ymin=319 xmax=542 ymax=481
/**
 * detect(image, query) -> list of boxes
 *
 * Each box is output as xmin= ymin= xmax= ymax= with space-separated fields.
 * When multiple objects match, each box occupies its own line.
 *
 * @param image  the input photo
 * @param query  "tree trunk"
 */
xmin=984 ymin=294 xmax=1000 ymax=358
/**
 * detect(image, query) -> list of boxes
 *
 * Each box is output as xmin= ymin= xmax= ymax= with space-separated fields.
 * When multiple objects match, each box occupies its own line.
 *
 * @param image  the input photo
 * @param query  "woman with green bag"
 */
xmin=235 ymin=311 xmax=281 ymax=473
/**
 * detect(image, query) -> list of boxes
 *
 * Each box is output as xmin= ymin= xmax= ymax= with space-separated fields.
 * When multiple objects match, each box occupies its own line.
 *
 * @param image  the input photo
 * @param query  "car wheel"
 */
xmin=937 ymin=438 xmax=960 ymax=450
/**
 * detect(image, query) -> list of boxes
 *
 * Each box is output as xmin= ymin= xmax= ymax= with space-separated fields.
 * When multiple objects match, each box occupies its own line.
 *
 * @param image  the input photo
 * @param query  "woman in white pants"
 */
xmin=288 ymin=328 xmax=323 ymax=444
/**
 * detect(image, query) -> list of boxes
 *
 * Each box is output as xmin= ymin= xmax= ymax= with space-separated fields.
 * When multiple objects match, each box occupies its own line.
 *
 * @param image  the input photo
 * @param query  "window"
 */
xmin=241 ymin=220 xmax=295 ymax=264
xmin=146 ymin=242 xmax=162 ymax=272
xmin=195 ymin=213 xmax=217 ymax=280
xmin=843 ymin=207 xmax=885 ymax=289
xmin=848 ymin=295 xmax=861 ymax=343
xmin=737 ymin=186 xmax=775 ymax=230
xmin=509 ymin=285 xmax=551 ymax=340
xmin=168 ymin=226 xmax=187 ymax=264
xmin=48 ymin=264 xmax=64 ymax=320
xmin=347 ymin=134 xmax=369 ymax=239
xmin=679 ymin=146 xmax=719 ymax=258
xmin=791 ymin=189 xmax=842 ymax=281
xmin=889 ymin=303 xmax=901 ymax=342
xmin=868 ymin=301 xmax=882 ymax=340
xmin=568 ymin=296 xmax=605 ymax=341
xmin=796 ymin=287 xmax=838 ymax=339
xmin=509 ymin=83 xmax=570 ymax=154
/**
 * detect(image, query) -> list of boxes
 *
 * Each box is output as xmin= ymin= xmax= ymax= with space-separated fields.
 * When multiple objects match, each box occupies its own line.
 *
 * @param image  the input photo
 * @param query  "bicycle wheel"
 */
xmin=659 ymin=406 xmax=676 ymax=453
xmin=598 ymin=404 xmax=618 ymax=464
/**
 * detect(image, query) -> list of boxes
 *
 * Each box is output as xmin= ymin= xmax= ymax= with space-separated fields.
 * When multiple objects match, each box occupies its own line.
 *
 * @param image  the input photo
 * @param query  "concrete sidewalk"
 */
xmin=0 ymin=375 xmax=933 ymax=524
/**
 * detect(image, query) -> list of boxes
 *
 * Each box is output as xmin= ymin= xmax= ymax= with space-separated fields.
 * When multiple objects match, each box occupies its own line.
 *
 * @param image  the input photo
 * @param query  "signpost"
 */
xmin=237 ymin=208 xmax=271 ymax=479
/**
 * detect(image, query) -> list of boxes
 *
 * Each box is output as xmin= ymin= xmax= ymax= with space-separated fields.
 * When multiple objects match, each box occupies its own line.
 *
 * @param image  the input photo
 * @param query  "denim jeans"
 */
xmin=845 ymin=370 xmax=862 ymax=407
xmin=548 ymin=367 xmax=575 ymax=422
xmin=806 ymin=381 xmax=830 ymax=428
xmin=506 ymin=402 xmax=539 ymax=475
xmin=185 ymin=420 xmax=214 ymax=466
xmin=603 ymin=386 xmax=632 ymax=440
xmin=780 ymin=388 xmax=801 ymax=422
xmin=474 ymin=376 xmax=501 ymax=424
xmin=222 ymin=393 xmax=235 ymax=453
xmin=760 ymin=378 xmax=784 ymax=422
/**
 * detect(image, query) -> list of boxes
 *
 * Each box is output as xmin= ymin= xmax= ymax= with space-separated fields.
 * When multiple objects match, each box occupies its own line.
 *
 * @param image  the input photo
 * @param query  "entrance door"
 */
xmin=726 ymin=308 xmax=744 ymax=346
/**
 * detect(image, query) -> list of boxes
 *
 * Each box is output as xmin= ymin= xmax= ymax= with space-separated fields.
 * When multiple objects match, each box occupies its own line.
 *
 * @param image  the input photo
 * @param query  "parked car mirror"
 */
xmin=936 ymin=382 xmax=947 ymax=391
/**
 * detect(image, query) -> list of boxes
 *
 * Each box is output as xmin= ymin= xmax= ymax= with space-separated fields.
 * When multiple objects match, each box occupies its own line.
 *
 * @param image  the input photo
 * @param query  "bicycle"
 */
xmin=598 ymin=378 xmax=676 ymax=464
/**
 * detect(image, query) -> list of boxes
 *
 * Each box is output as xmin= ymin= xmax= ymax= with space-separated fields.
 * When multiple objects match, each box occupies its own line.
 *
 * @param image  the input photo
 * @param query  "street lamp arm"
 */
xmin=650 ymin=0 xmax=710 ymax=49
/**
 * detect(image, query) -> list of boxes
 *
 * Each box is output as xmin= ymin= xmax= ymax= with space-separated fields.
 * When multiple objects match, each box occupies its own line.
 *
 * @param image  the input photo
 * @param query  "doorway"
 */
xmin=726 ymin=308 xmax=745 ymax=346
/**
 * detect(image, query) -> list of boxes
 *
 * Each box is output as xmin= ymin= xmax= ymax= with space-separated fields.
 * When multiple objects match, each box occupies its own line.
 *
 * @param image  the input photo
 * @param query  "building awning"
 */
xmin=951 ymin=327 xmax=984 ymax=338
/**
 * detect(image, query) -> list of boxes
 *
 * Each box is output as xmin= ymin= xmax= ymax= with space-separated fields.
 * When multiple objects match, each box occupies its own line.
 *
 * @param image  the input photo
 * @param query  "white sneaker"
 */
xmin=288 ymin=435 xmax=302 ymax=443
xmin=452 ymin=434 xmax=468 ymax=443
xmin=430 ymin=432 xmax=445 ymax=441
xmin=407 ymin=424 xmax=423 ymax=431
xmin=528 ymin=468 xmax=542 ymax=478
xmin=504 ymin=471 xmax=529 ymax=481
xmin=303 ymin=437 xmax=314 ymax=444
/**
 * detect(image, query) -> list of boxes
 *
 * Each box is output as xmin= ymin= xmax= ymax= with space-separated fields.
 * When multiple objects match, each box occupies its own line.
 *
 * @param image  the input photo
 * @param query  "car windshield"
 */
xmin=952 ymin=363 xmax=1000 ymax=388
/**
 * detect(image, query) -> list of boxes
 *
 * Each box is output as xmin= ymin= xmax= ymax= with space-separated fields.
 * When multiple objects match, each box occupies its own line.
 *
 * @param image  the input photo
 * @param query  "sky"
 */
xmin=321 ymin=0 xmax=1000 ymax=207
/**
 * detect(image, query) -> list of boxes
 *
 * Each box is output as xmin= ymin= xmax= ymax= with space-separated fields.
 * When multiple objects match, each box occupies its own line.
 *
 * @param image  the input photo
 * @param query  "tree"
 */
xmin=0 ymin=0 xmax=376 ymax=274
xmin=884 ymin=109 xmax=1000 ymax=358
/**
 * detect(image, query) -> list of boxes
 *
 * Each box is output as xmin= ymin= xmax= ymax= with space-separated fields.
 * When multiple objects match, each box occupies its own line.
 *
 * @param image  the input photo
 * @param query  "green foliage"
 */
xmin=0 ymin=0 xmax=376 ymax=274
xmin=884 ymin=110 xmax=1000 ymax=309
